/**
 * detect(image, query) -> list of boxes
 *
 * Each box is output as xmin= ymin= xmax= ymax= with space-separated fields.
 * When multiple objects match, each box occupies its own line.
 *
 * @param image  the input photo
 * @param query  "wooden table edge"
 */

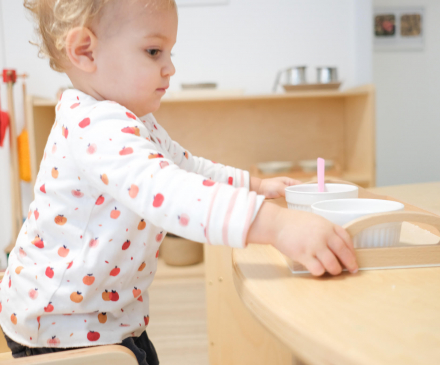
xmin=231 ymin=247 xmax=367 ymax=365
xmin=231 ymin=185 xmax=440 ymax=365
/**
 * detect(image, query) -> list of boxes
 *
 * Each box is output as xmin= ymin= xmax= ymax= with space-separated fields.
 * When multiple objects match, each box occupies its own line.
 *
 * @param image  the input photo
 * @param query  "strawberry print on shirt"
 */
xmin=0 ymin=89 xmax=264 ymax=348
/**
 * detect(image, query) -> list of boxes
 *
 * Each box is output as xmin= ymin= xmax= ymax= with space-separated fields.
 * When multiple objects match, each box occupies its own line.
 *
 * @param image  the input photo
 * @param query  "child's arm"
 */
xmin=247 ymin=201 xmax=358 ymax=276
xmin=144 ymin=115 xmax=250 ymax=188
xmin=69 ymin=106 xmax=357 ymax=275
xmin=67 ymin=104 xmax=264 ymax=248
xmin=250 ymin=176 xmax=301 ymax=198
xmin=145 ymin=115 xmax=302 ymax=198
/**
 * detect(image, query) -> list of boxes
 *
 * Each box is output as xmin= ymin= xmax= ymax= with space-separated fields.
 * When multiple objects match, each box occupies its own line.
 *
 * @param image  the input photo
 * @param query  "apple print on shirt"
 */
xmin=0 ymin=89 xmax=264 ymax=348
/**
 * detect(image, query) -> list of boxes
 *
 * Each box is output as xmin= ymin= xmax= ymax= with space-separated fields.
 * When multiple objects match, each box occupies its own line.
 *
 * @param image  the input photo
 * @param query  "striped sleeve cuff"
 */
xmin=225 ymin=168 xmax=250 ymax=190
xmin=205 ymin=184 xmax=265 ymax=248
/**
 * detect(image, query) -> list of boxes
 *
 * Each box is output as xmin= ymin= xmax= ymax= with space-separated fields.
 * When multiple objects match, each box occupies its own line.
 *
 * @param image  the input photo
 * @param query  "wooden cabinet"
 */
xmin=155 ymin=84 xmax=376 ymax=188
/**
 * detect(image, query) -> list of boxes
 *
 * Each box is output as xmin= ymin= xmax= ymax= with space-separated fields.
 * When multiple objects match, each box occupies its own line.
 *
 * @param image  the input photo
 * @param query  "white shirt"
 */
xmin=0 ymin=89 xmax=264 ymax=348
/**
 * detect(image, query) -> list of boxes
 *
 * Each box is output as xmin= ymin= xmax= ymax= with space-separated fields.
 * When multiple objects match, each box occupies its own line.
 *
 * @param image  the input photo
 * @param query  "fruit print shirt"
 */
xmin=0 ymin=89 xmax=265 ymax=348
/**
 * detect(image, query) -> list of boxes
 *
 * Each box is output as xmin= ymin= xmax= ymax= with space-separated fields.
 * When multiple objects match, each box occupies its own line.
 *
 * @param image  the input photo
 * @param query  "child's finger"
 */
xmin=334 ymin=225 xmax=356 ymax=256
xmin=284 ymin=178 xmax=301 ymax=186
xmin=302 ymin=257 xmax=325 ymax=276
xmin=328 ymin=235 xmax=358 ymax=274
xmin=316 ymin=249 xmax=342 ymax=275
xmin=277 ymin=183 xmax=287 ymax=197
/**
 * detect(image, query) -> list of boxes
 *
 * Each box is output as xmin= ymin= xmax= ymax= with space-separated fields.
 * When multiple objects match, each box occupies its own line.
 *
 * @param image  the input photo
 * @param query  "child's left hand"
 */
xmin=251 ymin=177 xmax=302 ymax=199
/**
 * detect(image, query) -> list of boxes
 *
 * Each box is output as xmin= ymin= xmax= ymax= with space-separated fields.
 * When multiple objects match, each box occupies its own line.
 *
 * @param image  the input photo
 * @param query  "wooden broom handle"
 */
xmin=343 ymin=211 xmax=440 ymax=237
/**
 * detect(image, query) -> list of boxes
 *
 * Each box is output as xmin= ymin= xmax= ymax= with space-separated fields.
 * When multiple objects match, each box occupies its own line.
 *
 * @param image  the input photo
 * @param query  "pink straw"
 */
xmin=317 ymin=157 xmax=325 ymax=192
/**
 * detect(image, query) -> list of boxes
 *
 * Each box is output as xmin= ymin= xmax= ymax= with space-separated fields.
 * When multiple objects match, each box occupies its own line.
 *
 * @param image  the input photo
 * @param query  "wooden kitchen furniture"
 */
xmin=26 ymin=85 xmax=376 ymax=364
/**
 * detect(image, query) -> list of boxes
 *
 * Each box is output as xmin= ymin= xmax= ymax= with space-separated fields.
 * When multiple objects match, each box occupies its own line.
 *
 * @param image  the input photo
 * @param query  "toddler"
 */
xmin=0 ymin=0 xmax=358 ymax=363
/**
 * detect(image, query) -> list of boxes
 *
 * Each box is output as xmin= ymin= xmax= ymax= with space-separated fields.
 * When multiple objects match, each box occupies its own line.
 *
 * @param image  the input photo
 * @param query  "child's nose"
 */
xmin=162 ymin=59 xmax=176 ymax=78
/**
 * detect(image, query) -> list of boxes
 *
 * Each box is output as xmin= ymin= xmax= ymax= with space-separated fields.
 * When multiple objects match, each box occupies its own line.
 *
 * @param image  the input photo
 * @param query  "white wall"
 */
xmin=0 ymin=0 xmax=372 ymax=99
xmin=0 ymin=0 xmax=372 ymax=263
xmin=172 ymin=0 xmax=372 ymax=93
xmin=373 ymin=0 xmax=440 ymax=186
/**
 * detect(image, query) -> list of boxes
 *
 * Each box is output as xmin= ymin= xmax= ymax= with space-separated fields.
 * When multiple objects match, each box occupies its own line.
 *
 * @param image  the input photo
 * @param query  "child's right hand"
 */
xmin=247 ymin=202 xmax=358 ymax=276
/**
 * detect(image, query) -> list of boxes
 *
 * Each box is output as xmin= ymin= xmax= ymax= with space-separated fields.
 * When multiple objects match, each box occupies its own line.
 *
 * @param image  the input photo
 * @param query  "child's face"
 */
xmin=91 ymin=1 xmax=177 ymax=116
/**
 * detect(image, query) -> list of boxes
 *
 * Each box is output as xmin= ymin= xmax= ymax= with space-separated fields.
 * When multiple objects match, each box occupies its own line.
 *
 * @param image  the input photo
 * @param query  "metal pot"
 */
xmin=273 ymin=66 xmax=307 ymax=92
xmin=287 ymin=66 xmax=307 ymax=85
xmin=317 ymin=67 xmax=338 ymax=84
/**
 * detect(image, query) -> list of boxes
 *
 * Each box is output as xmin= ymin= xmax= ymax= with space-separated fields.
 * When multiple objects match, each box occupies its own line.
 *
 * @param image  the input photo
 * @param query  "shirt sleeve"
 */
xmin=141 ymin=114 xmax=250 ymax=189
xmin=67 ymin=103 xmax=264 ymax=248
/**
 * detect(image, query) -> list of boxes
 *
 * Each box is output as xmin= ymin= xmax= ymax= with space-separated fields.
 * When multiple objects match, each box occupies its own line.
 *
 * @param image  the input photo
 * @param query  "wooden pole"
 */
xmin=6 ymin=76 xmax=23 ymax=247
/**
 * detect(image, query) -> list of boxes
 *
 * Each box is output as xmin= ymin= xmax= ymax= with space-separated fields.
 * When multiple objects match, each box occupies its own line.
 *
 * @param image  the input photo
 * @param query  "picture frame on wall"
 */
xmin=374 ymin=7 xmax=424 ymax=51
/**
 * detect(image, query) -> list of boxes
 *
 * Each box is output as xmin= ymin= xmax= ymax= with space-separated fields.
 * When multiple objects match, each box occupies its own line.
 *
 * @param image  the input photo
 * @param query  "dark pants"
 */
xmin=3 ymin=330 xmax=159 ymax=365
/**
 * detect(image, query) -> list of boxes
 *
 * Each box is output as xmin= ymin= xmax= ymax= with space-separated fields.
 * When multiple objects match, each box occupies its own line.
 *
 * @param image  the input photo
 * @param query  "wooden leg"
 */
xmin=7 ymin=81 xmax=23 ymax=249
xmin=204 ymin=245 xmax=293 ymax=365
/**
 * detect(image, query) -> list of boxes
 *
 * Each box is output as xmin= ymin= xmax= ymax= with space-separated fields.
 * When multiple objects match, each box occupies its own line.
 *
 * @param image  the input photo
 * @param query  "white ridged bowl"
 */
xmin=311 ymin=199 xmax=405 ymax=248
xmin=285 ymin=184 xmax=359 ymax=212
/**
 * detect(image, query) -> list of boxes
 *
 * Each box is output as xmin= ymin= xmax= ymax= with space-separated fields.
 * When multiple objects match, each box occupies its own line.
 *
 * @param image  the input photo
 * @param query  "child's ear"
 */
xmin=65 ymin=27 xmax=98 ymax=73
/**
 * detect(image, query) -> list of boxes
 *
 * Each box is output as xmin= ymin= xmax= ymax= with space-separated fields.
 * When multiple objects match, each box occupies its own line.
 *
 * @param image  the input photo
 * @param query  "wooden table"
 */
xmin=232 ymin=182 xmax=440 ymax=365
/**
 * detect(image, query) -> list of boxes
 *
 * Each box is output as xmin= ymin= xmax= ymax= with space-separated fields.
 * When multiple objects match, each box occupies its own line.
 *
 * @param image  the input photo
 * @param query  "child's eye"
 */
xmin=146 ymin=49 xmax=161 ymax=57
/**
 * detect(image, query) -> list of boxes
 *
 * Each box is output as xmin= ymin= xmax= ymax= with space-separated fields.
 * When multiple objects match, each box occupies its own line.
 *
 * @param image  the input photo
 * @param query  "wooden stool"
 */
xmin=0 ymin=274 xmax=138 ymax=365
xmin=0 ymin=345 xmax=137 ymax=364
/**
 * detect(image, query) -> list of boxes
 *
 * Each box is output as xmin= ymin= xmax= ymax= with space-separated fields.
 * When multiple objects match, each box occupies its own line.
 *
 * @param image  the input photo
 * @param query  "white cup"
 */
xmin=312 ymin=199 xmax=405 ymax=248
xmin=285 ymin=183 xmax=359 ymax=212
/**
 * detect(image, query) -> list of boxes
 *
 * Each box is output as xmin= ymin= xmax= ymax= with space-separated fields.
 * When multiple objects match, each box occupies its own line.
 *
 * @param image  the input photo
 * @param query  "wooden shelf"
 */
xmin=161 ymin=85 xmax=371 ymax=103
xmin=29 ymin=85 xmax=373 ymax=107
xmin=27 ymin=84 xmax=376 ymax=195
xmin=155 ymin=257 xmax=205 ymax=281
xmin=32 ymin=97 xmax=58 ymax=106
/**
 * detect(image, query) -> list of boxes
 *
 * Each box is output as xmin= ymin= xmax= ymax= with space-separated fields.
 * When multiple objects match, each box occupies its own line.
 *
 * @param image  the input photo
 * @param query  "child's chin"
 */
xmin=144 ymin=100 xmax=162 ymax=115
xmin=135 ymin=106 xmax=156 ymax=118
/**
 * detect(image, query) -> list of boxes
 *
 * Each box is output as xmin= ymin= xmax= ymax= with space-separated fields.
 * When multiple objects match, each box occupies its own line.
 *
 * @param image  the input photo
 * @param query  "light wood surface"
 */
xmin=232 ymin=182 xmax=440 ymax=365
xmin=283 ymin=82 xmax=341 ymax=92
xmin=343 ymin=211 xmax=440 ymax=236
xmin=27 ymin=86 xmax=376 ymax=205
xmin=204 ymin=245 xmax=293 ymax=365
xmin=154 ymin=254 xmax=205 ymax=281
xmin=369 ymin=182 xmax=440 ymax=216
xmin=233 ymin=244 xmax=440 ymax=365
xmin=25 ymin=95 xmax=39 ymax=190
xmin=30 ymin=84 xmax=373 ymax=105
xmin=344 ymin=89 xmax=376 ymax=185
xmin=155 ymin=85 xmax=375 ymax=188
xmin=7 ymin=81 xmax=23 ymax=248
xmin=0 ymin=345 xmax=137 ymax=365
xmin=26 ymin=95 xmax=55 ymax=190
xmin=160 ymin=97 xmax=349 ymax=173
xmin=148 ymin=275 xmax=209 ymax=365
xmin=160 ymin=235 xmax=203 ymax=267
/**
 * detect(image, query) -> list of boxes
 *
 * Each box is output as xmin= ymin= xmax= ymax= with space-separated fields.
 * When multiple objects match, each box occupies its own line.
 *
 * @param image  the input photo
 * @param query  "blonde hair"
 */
xmin=24 ymin=0 xmax=176 ymax=72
